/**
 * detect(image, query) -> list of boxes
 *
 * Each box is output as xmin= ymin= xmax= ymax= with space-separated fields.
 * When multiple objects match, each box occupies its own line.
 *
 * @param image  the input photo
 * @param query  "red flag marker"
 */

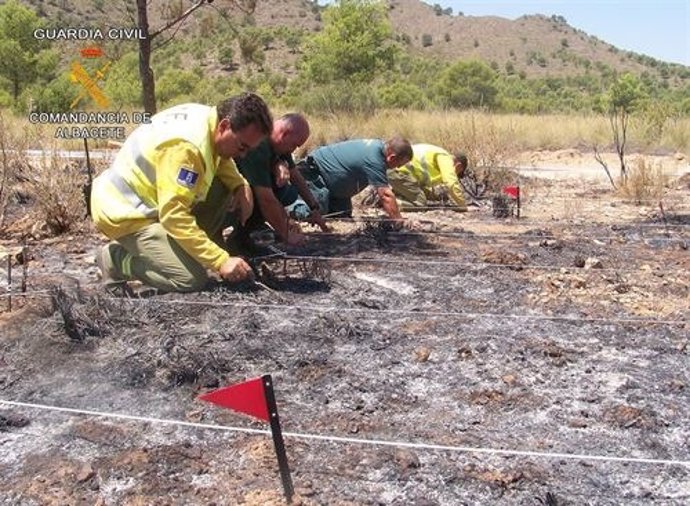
xmin=502 ymin=185 xmax=520 ymax=199
xmin=199 ymin=375 xmax=294 ymax=503
xmin=502 ymin=185 xmax=521 ymax=218
xmin=198 ymin=377 xmax=269 ymax=421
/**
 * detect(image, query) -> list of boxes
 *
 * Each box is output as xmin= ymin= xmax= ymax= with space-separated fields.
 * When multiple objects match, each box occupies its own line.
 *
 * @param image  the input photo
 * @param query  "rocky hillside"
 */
xmin=386 ymin=0 xmax=666 ymax=78
xmin=19 ymin=0 xmax=689 ymax=84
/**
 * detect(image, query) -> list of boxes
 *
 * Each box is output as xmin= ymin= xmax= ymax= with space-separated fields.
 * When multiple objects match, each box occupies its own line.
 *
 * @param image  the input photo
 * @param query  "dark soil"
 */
xmin=0 ymin=179 xmax=688 ymax=505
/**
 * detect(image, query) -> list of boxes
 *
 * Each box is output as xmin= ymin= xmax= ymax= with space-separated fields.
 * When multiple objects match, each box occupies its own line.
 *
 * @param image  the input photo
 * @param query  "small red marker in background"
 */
xmin=502 ymin=185 xmax=521 ymax=218
xmin=80 ymin=46 xmax=103 ymax=58
xmin=199 ymin=375 xmax=294 ymax=503
xmin=502 ymin=185 xmax=520 ymax=199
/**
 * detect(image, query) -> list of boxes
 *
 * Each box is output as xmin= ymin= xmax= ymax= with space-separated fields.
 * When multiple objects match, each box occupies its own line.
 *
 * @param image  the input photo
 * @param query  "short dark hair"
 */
xmin=454 ymin=152 xmax=469 ymax=168
xmin=217 ymin=93 xmax=273 ymax=135
xmin=385 ymin=135 xmax=413 ymax=160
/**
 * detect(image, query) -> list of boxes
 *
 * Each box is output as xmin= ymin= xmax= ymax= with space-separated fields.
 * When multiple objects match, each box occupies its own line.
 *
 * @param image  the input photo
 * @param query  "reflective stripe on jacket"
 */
xmin=91 ymin=104 xmax=247 ymax=271
xmin=400 ymin=144 xmax=465 ymax=206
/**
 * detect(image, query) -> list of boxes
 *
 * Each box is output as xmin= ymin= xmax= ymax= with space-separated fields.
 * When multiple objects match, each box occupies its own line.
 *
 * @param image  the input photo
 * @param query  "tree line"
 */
xmin=1 ymin=0 xmax=688 ymax=119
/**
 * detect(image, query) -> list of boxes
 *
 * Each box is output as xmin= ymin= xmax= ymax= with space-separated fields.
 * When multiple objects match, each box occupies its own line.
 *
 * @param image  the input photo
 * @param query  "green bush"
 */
xmin=377 ymin=82 xmax=425 ymax=109
xmin=219 ymin=46 xmax=234 ymax=67
xmin=293 ymin=83 xmax=378 ymax=115
xmin=680 ymin=97 xmax=690 ymax=115
xmin=301 ymin=0 xmax=397 ymax=84
xmin=157 ymin=70 xmax=201 ymax=106
xmin=23 ymin=73 xmax=78 ymax=112
xmin=0 ymin=88 xmax=11 ymax=108
xmin=102 ymin=52 xmax=141 ymax=108
xmin=434 ymin=60 xmax=498 ymax=109
xmin=238 ymin=31 xmax=264 ymax=66
xmin=191 ymin=77 xmax=242 ymax=106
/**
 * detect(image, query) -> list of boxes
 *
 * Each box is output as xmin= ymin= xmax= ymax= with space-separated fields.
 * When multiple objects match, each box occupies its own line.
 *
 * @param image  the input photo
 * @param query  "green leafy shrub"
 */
xmin=102 ymin=52 xmax=141 ymax=107
xmin=293 ymin=83 xmax=378 ymax=115
xmin=157 ymin=70 xmax=201 ymax=106
xmin=434 ymin=60 xmax=498 ymax=109
xmin=23 ymin=74 xmax=78 ymax=112
xmin=377 ymin=82 xmax=425 ymax=109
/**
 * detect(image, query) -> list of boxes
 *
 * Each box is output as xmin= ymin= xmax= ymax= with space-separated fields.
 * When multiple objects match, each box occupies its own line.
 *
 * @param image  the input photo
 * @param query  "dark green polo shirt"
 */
xmin=235 ymin=138 xmax=294 ymax=188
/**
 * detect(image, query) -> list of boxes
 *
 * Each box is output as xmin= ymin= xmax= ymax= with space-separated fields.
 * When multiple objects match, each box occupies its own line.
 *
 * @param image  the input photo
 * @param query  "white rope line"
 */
xmin=279 ymin=254 xmax=684 ymax=274
xmin=387 ymin=199 xmax=689 ymax=209
xmin=2 ymin=289 xmax=682 ymax=326
xmin=335 ymin=216 xmax=690 ymax=229
xmin=0 ymin=286 xmax=688 ymax=326
xmin=342 ymin=214 xmax=690 ymax=224
xmin=2 ymin=252 xmax=680 ymax=303
xmin=0 ymin=289 xmax=53 ymax=300
xmin=510 ymin=196 xmax=687 ymax=203
xmin=1 ymin=400 xmax=688 ymax=468
xmin=316 ymin=229 xmax=687 ymax=243
xmin=106 ymin=298 xmax=686 ymax=326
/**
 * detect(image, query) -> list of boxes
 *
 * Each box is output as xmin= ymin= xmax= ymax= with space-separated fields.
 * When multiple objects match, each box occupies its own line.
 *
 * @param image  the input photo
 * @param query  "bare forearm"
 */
xmin=289 ymin=167 xmax=320 ymax=210
xmin=256 ymin=190 xmax=290 ymax=241
xmin=378 ymin=187 xmax=403 ymax=220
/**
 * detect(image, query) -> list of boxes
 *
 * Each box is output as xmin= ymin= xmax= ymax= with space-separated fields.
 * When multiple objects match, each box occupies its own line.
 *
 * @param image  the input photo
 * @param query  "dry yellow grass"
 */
xmin=3 ymin=107 xmax=688 ymax=157
xmin=0 ymin=112 xmax=91 ymax=235
xmin=26 ymin=149 xmax=87 ymax=235
xmin=618 ymin=158 xmax=670 ymax=203
xmin=298 ymin=110 xmax=690 ymax=156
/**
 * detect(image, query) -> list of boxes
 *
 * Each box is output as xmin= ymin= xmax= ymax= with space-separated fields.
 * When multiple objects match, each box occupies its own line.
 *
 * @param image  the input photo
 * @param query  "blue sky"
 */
xmin=433 ymin=1 xmax=689 ymax=65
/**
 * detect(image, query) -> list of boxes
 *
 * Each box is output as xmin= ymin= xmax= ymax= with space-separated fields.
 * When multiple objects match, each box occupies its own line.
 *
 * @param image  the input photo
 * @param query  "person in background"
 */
xmin=230 ymin=113 xmax=327 ymax=253
xmin=91 ymin=93 xmax=273 ymax=293
xmin=387 ymin=144 xmax=469 ymax=211
xmin=297 ymin=136 xmax=413 ymax=225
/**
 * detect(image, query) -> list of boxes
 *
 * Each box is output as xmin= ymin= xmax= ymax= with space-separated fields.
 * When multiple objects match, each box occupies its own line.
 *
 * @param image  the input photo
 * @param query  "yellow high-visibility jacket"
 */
xmin=91 ymin=104 xmax=248 ymax=271
xmin=399 ymin=144 xmax=465 ymax=206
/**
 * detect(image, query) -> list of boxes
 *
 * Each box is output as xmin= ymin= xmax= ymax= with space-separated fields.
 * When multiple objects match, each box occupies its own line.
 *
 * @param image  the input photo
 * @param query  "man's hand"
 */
xmin=306 ymin=209 xmax=331 ymax=232
xmin=219 ymin=257 xmax=255 ymax=283
xmin=377 ymin=186 xmax=404 ymax=221
xmin=228 ymin=185 xmax=254 ymax=225
xmin=286 ymin=220 xmax=306 ymax=246
xmin=273 ymin=161 xmax=291 ymax=188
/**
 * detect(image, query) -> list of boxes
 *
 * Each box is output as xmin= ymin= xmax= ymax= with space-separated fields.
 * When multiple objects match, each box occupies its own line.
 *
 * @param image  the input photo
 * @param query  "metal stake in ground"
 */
xmin=21 ymin=244 xmax=27 ymax=293
xmin=6 ymin=254 xmax=11 ymax=312
xmin=198 ymin=375 xmax=295 ymax=504
xmin=83 ymin=138 xmax=93 ymax=217
xmin=262 ymin=374 xmax=294 ymax=503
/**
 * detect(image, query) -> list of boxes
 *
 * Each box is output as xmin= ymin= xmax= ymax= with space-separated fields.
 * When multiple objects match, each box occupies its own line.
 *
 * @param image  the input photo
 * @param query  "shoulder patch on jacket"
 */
xmin=176 ymin=167 xmax=199 ymax=188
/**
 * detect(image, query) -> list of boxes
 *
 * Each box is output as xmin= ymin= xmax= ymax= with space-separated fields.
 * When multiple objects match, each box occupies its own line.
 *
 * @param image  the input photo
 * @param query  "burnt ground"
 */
xmin=0 ymin=175 xmax=688 ymax=505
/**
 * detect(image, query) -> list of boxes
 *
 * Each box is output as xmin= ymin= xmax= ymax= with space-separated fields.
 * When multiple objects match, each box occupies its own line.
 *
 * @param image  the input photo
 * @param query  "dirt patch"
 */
xmin=0 ymin=158 xmax=689 ymax=504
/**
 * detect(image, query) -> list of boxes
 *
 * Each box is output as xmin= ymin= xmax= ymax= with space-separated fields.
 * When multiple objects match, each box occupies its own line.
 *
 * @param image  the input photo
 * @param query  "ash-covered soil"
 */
xmin=0 ymin=177 xmax=688 ymax=505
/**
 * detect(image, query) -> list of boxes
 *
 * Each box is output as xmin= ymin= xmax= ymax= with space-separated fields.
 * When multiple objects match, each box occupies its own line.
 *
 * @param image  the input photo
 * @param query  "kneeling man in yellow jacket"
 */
xmin=387 ymin=143 xmax=468 ymax=212
xmin=91 ymin=93 xmax=272 ymax=292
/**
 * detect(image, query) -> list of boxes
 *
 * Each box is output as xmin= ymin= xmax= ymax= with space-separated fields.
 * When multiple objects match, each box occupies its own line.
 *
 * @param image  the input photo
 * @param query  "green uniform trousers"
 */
xmin=100 ymin=177 xmax=231 ymax=293
xmin=386 ymin=169 xmax=428 ymax=209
